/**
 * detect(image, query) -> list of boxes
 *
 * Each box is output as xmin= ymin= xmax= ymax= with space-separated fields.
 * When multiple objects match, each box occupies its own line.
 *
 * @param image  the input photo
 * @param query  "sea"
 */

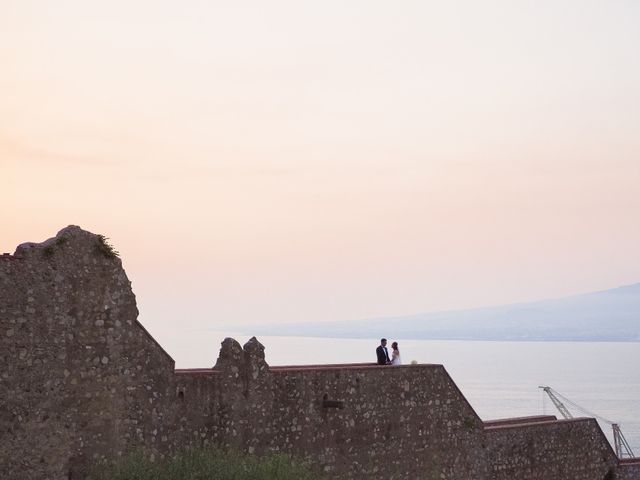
xmin=163 ymin=331 xmax=640 ymax=455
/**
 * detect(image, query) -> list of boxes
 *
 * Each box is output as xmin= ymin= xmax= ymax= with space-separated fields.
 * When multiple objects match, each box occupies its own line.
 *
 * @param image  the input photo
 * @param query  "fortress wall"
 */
xmin=171 ymin=343 xmax=488 ymax=479
xmin=484 ymin=418 xmax=619 ymax=479
xmin=619 ymin=460 xmax=640 ymax=480
xmin=0 ymin=227 xmax=177 ymax=479
xmin=1 ymin=226 xmax=637 ymax=480
xmin=263 ymin=363 xmax=487 ymax=478
xmin=170 ymin=372 xmax=224 ymax=446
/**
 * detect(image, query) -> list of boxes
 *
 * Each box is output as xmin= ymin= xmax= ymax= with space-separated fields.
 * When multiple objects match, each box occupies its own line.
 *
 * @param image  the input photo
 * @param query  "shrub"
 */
xmin=90 ymin=448 xmax=323 ymax=480
xmin=95 ymin=234 xmax=120 ymax=259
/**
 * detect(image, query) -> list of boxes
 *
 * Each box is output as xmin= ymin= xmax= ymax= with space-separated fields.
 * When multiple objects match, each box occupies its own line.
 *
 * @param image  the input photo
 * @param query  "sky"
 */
xmin=2 ymin=1 xmax=640 ymax=345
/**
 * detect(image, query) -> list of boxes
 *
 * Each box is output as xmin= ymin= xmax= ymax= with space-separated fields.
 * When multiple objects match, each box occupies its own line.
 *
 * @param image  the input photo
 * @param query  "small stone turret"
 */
xmin=214 ymin=337 xmax=244 ymax=371
xmin=243 ymin=336 xmax=268 ymax=381
xmin=213 ymin=336 xmax=270 ymax=394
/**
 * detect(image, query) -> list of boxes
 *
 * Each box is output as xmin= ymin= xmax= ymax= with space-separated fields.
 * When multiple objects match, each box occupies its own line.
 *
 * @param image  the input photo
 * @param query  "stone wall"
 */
xmin=0 ymin=227 xmax=176 ymax=479
xmin=484 ymin=417 xmax=618 ymax=479
xmin=619 ymin=460 xmax=640 ymax=480
xmin=174 ymin=349 xmax=488 ymax=479
xmin=1 ymin=227 xmax=638 ymax=480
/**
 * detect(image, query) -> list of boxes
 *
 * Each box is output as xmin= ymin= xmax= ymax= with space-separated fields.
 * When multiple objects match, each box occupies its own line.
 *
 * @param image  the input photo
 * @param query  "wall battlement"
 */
xmin=1 ymin=227 xmax=637 ymax=479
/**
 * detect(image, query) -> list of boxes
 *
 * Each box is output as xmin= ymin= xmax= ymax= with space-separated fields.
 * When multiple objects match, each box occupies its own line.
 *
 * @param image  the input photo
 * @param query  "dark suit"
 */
xmin=376 ymin=345 xmax=390 ymax=365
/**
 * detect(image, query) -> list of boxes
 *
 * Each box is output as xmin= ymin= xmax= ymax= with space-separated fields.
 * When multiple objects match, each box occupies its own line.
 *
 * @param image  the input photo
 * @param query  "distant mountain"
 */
xmin=250 ymin=283 xmax=640 ymax=342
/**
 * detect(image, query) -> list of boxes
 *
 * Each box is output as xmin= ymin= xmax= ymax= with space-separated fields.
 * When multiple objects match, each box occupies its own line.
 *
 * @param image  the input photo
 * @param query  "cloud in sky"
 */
xmin=1 ymin=1 xmax=640 ymax=345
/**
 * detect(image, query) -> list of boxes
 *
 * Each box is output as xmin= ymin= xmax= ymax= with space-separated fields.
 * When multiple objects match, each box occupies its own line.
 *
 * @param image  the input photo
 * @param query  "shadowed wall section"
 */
xmin=0 ymin=227 xmax=176 ymax=478
xmin=0 ymin=227 xmax=636 ymax=479
xmin=619 ymin=459 xmax=640 ymax=480
xmin=484 ymin=417 xmax=618 ymax=479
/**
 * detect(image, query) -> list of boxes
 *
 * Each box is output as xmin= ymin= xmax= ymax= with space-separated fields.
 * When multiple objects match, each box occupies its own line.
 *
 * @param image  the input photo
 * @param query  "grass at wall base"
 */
xmin=90 ymin=448 xmax=323 ymax=480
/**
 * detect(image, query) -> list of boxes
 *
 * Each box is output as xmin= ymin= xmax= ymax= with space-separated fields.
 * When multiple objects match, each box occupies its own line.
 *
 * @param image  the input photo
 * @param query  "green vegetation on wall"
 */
xmin=90 ymin=448 xmax=323 ymax=480
xmin=95 ymin=234 xmax=120 ymax=259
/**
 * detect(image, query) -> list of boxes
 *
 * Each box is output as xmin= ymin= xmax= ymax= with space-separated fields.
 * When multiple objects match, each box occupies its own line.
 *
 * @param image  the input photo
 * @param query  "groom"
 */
xmin=376 ymin=338 xmax=391 ymax=365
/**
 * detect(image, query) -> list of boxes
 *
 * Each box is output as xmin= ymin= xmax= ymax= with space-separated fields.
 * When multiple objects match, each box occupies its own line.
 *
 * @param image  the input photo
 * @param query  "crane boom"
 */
xmin=539 ymin=386 xmax=573 ymax=419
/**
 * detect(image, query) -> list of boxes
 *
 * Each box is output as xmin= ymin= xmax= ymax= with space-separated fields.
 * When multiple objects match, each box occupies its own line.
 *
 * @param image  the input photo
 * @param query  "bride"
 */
xmin=391 ymin=341 xmax=402 ymax=365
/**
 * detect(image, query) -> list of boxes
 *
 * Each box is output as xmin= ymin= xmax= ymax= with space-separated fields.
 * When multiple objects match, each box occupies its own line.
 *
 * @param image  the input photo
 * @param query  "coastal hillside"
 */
xmin=254 ymin=283 xmax=640 ymax=342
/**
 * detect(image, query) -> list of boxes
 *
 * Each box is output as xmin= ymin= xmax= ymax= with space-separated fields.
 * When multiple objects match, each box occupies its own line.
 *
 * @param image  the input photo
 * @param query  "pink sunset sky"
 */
xmin=2 ymin=1 xmax=639 ymax=343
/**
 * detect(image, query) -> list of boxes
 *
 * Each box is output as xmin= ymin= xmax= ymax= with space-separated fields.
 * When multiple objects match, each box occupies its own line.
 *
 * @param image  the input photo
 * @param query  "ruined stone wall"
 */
xmin=1 ymin=227 xmax=638 ymax=480
xmin=0 ymin=227 xmax=176 ymax=479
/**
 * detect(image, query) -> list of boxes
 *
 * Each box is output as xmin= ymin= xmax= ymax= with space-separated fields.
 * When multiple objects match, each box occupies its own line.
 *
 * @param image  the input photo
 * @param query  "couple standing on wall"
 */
xmin=376 ymin=338 xmax=402 ymax=365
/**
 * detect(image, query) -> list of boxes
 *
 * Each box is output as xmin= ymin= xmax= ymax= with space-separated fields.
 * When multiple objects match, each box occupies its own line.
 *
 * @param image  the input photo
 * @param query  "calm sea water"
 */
xmin=162 ymin=331 xmax=640 ymax=455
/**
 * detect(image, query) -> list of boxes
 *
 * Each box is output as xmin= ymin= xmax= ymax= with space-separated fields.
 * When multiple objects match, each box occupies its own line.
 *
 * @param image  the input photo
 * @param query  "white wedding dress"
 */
xmin=391 ymin=350 xmax=402 ymax=365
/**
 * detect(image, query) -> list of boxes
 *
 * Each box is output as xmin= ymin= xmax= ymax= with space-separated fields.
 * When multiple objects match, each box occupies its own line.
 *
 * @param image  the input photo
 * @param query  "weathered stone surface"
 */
xmin=0 ymin=227 xmax=637 ymax=479
xmin=619 ymin=460 xmax=640 ymax=480
xmin=1 ymin=227 xmax=175 ymax=479
xmin=484 ymin=417 xmax=618 ymax=479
